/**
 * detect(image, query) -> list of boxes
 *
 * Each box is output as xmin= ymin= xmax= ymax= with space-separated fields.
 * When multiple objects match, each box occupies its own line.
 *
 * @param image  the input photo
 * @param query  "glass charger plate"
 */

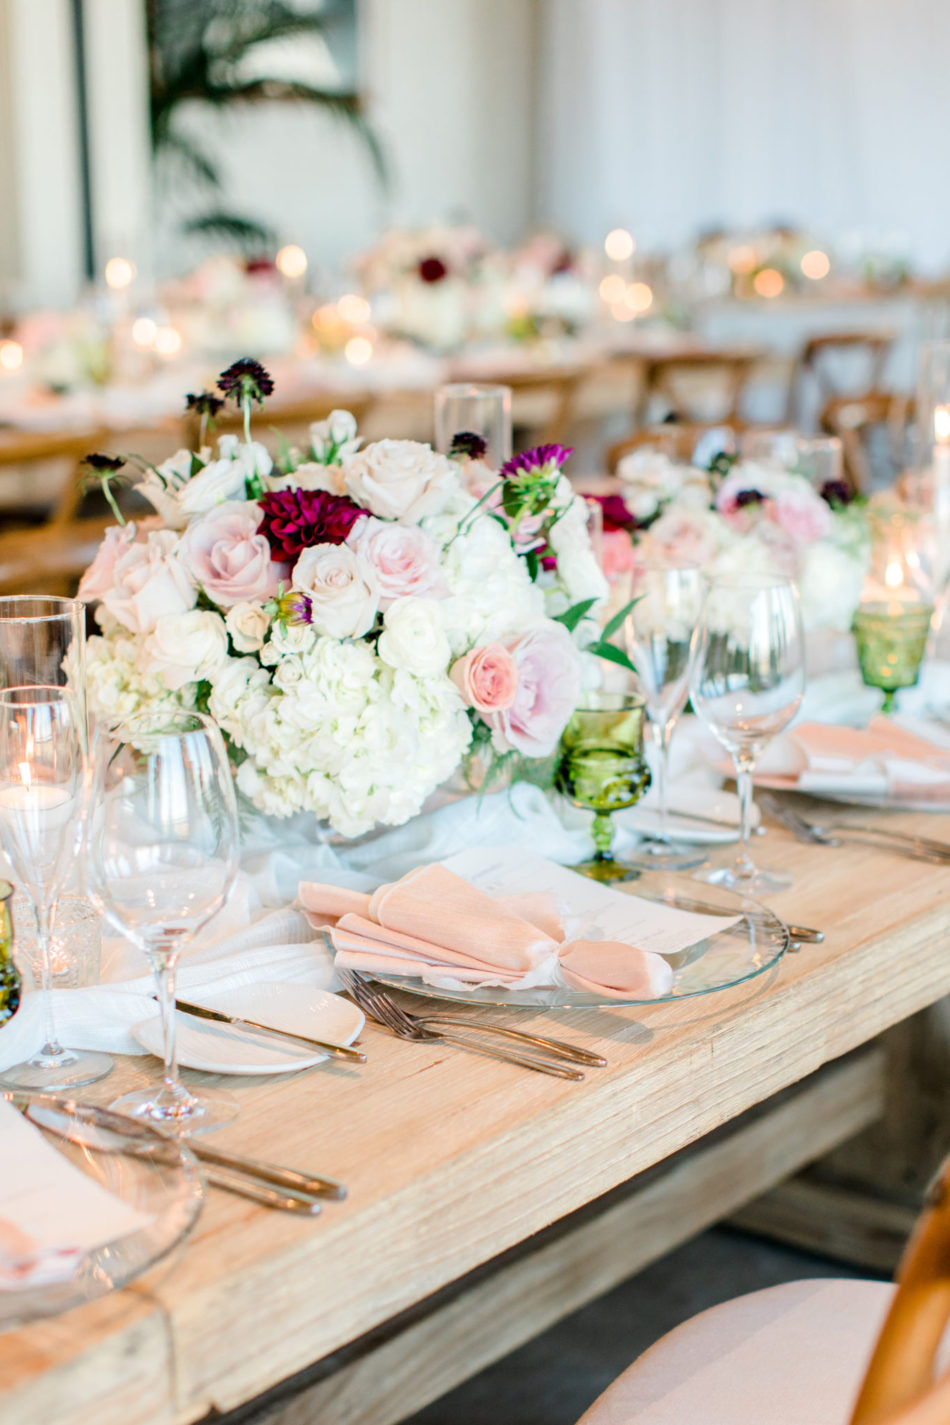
xmin=369 ymin=871 xmax=789 ymax=1009
xmin=0 ymin=1096 xmax=204 ymax=1330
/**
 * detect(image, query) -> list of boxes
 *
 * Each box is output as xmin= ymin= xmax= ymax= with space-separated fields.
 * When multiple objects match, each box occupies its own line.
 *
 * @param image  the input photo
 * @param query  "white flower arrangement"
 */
xmin=79 ymin=365 xmax=611 ymax=837
xmin=598 ymin=446 xmax=870 ymax=632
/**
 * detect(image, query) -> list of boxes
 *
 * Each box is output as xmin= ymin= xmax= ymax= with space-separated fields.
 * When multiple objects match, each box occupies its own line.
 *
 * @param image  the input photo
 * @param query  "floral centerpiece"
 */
xmin=595 ymin=445 xmax=869 ymax=631
xmin=78 ymin=362 xmax=614 ymax=837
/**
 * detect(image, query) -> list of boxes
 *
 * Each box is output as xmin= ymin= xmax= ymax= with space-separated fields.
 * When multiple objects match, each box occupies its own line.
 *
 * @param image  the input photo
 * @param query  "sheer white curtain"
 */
xmin=537 ymin=0 xmax=950 ymax=269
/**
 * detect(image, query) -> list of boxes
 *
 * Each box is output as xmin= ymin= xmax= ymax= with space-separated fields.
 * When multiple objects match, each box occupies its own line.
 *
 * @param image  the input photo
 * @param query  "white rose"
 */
xmin=377 ymin=597 xmax=451 ymax=676
xmin=292 ymin=544 xmax=379 ymax=639
xmin=343 ymin=439 xmax=457 ymax=523
xmin=144 ymin=611 xmax=229 ymax=691
xmin=225 ymin=601 xmax=271 ymax=653
xmin=267 ymin=462 xmax=346 ymax=495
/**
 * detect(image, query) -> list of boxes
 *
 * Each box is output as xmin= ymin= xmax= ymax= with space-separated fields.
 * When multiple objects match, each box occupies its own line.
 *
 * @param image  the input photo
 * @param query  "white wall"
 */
xmin=537 ymin=0 xmax=950 ymax=271
xmin=158 ymin=0 xmax=538 ymax=277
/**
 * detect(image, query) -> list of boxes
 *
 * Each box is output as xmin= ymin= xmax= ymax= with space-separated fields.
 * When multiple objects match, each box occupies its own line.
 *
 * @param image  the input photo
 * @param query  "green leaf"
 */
xmin=601 ymin=597 xmax=638 ymax=643
xmin=588 ymin=642 xmax=638 ymax=673
xmin=554 ymin=598 xmax=598 ymax=633
xmin=524 ymin=548 xmax=539 ymax=582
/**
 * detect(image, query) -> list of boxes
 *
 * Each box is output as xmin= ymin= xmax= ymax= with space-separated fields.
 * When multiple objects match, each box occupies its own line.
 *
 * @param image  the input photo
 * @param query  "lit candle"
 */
xmin=933 ymin=405 xmax=950 ymax=532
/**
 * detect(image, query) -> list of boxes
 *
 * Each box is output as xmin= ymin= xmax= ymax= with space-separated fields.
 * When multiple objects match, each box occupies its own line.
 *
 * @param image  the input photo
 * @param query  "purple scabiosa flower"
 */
xmin=819 ymin=479 xmax=853 ymax=508
xmin=418 ymin=256 xmax=448 ymax=284
xmin=257 ymin=488 xmax=366 ymax=561
xmin=735 ymin=488 xmax=766 ymax=508
xmin=185 ymin=390 xmax=225 ymax=419
xmin=449 ymin=431 xmax=488 ymax=460
xmin=217 ymin=358 xmax=275 ymax=407
xmin=82 ymin=452 xmax=125 ymax=473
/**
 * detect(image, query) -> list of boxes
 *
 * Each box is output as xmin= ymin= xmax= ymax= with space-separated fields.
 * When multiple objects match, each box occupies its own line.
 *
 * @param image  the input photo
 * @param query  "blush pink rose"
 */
xmin=99 ymin=530 xmax=197 ymax=635
xmin=450 ymin=643 xmax=519 ymax=713
xmin=769 ymin=486 xmax=833 ymax=543
xmin=486 ymin=623 xmax=581 ymax=757
xmin=347 ymin=516 xmax=446 ymax=608
xmin=179 ymin=501 xmax=288 ymax=609
xmin=78 ymin=523 xmax=138 ymax=601
xmin=601 ymin=529 xmax=636 ymax=583
xmin=644 ymin=508 xmax=720 ymax=567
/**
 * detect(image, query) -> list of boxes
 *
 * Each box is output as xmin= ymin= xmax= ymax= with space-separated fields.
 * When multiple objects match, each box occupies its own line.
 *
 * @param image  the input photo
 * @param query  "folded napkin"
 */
xmin=300 ymin=862 xmax=674 ymax=1000
xmin=0 ymin=905 xmax=333 ymax=1073
xmin=755 ymin=716 xmax=950 ymax=801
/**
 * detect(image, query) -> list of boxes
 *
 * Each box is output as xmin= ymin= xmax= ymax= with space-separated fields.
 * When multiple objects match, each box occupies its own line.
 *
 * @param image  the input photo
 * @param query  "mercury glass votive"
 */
xmin=556 ymin=694 xmax=651 ymax=882
xmin=852 ymin=601 xmax=934 ymax=713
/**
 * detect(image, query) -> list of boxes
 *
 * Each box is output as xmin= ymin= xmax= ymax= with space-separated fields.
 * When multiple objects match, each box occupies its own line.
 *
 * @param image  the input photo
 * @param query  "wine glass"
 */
xmin=689 ymin=574 xmax=805 ymax=894
xmin=555 ymin=693 xmax=651 ymax=882
xmin=86 ymin=710 xmax=239 ymax=1133
xmin=0 ymin=686 xmax=112 ymax=1089
xmin=625 ymin=560 xmax=705 ymax=871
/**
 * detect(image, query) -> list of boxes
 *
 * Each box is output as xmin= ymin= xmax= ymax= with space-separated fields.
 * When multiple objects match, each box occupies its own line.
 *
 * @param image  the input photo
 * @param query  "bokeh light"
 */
xmin=154 ymin=326 xmax=182 ymax=357
xmin=604 ymin=228 xmax=635 ymax=262
xmin=337 ymin=293 xmax=371 ymax=325
xmin=276 ymin=244 xmax=308 ymax=279
xmin=0 ymin=340 xmax=24 ymax=371
xmin=800 ymin=249 xmax=831 ymax=280
xmin=345 ymin=335 xmax=373 ymax=365
xmin=104 ymin=257 xmax=136 ymax=290
xmin=624 ymin=281 xmax=654 ymax=313
xmin=131 ymin=316 xmax=158 ymax=348
xmin=599 ymin=274 xmax=627 ymax=304
xmin=753 ymin=267 xmax=784 ymax=298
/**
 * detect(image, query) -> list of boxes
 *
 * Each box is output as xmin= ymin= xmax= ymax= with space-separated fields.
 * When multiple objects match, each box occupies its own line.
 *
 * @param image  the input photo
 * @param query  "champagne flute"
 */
xmin=0 ymin=686 xmax=112 ymax=1089
xmin=689 ymin=574 xmax=805 ymax=894
xmin=556 ymin=693 xmax=651 ymax=882
xmin=86 ymin=710 xmax=239 ymax=1133
xmin=625 ymin=560 xmax=705 ymax=871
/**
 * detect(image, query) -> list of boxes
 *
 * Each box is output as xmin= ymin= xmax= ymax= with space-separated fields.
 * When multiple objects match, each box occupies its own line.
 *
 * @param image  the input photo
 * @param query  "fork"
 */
xmin=759 ymin=793 xmax=950 ymax=864
xmin=338 ymin=970 xmax=586 ymax=1082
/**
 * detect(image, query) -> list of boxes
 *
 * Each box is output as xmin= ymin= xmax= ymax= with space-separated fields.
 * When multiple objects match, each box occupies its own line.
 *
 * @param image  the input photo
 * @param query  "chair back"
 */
xmin=789 ymin=329 xmax=895 ymax=427
xmin=821 ymin=390 xmax=915 ymax=493
xmin=640 ymin=349 xmax=760 ymax=426
xmin=851 ymin=1158 xmax=950 ymax=1424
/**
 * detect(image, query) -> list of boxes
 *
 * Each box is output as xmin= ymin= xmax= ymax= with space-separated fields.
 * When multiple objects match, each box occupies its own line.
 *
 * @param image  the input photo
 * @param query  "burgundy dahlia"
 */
xmin=592 ymin=493 xmax=639 ymax=533
xmin=257 ymin=488 xmax=365 ymax=561
xmin=418 ymin=255 xmax=448 ymax=284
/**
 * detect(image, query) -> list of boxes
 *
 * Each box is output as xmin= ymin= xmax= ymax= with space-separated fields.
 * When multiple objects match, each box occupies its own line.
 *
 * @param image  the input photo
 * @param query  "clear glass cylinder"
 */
xmin=795 ymin=435 xmax=844 ymax=488
xmin=434 ymin=383 xmax=512 ymax=467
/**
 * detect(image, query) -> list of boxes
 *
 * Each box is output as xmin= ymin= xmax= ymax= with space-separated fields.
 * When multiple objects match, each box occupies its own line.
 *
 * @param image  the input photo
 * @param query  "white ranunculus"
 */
xmin=547 ymin=496 xmax=609 ymax=606
xmin=343 ymin=439 xmax=457 ymax=523
xmin=310 ymin=410 xmax=361 ymax=464
xmin=225 ymin=601 xmax=271 ymax=653
xmin=135 ymin=448 xmax=195 ymax=528
xmin=144 ymin=610 xmax=229 ymax=690
xmin=377 ymin=597 xmax=451 ymax=676
xmin=217 ymin=434 xmax=273 ymax=480
xmin=266 ymin=461 xmax=345 ymax=496
xmin=292 ymin=544 xmax=379 ymax=639
xmin=177 ymin=454 xmax=249 ymax=519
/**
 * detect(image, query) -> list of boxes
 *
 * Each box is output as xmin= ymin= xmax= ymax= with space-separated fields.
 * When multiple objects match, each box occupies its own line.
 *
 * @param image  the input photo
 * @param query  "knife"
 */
xmin=173 ymin=997 xmax=367 ymax=1064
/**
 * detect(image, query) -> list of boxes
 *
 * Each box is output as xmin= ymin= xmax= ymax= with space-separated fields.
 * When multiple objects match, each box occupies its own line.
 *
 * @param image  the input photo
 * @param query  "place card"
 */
xmin=442 ymin=845 xmax=740 ymax=956
xmin=0 ymin=1100 xmax=152 ymax=1283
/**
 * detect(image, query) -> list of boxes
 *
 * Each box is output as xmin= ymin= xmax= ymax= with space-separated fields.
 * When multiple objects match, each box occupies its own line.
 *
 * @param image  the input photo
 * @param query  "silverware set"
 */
xmin=6 ymin=1091 xmax=345 ymax=1216
xmin=338 ymin=969 xmax=605 ymax=1082
xmin=758 ymin=793 xmax=950 ymax=866
xmin=172 ymin=997 xmax=367 ymax=1065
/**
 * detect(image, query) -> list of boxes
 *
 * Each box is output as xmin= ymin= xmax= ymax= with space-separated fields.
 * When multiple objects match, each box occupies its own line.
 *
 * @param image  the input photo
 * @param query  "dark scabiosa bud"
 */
xmin=217 ymin=358 xmax=275 ymax=407
xmin=449 ymin=431 xmax=488 ymax=461
xmin=418 ymin=256 xmax=448 ymax=284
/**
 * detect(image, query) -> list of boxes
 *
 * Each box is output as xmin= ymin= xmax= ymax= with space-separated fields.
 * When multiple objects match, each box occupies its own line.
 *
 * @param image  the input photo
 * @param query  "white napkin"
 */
xmin=0 ymin=904 xmax=332 ymax=1073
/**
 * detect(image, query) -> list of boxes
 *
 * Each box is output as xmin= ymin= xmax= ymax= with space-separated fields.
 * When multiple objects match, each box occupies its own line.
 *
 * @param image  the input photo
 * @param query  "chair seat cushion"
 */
xmin=575 ymin=1278 xmax=895 ymax=1425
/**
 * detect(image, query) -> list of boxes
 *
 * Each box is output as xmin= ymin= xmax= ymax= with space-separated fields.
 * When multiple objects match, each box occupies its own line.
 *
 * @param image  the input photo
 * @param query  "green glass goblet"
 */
xmin=556 ymin=693 xmax=651 ymax=882
xmin=852 ymin=601 xmax=934 ymax=713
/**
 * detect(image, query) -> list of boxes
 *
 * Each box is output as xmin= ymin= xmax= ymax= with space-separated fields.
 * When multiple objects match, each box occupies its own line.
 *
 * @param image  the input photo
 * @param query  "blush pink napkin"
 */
xmin=299 ymin=864 xmax=674 ymax=999
xmin=757 ymin=717 xmax=950 ymax=800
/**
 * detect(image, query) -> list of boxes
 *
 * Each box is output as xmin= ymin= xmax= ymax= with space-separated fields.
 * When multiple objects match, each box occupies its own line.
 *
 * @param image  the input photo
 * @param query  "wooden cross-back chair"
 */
xmin=788 ymin=329 xmax=896 ymax=428
xmin=0 ymin=426 xmax=110 ymax=526
xmin=501 ymin=366 xmax=587 ymax=449
xmin=634 ymin=349 xmax=762 ymax=427
xmin=821 ymin=391 xmax=916 ymax=494
xmin=574 ymin=1153 xmax=950 ymax=1425
xmin=605 ymin=420 xmax=797 ymax=474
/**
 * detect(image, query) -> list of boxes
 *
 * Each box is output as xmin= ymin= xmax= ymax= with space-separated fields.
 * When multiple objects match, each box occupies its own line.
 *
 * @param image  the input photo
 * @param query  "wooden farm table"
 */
xmin=3 ymin=818 xmax=949 ymax=1425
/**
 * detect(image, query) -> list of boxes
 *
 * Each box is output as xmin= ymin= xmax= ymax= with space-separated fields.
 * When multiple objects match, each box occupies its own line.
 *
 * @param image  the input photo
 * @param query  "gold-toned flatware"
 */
xmin=172 ymin=997 xmax=366 ymax=1065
